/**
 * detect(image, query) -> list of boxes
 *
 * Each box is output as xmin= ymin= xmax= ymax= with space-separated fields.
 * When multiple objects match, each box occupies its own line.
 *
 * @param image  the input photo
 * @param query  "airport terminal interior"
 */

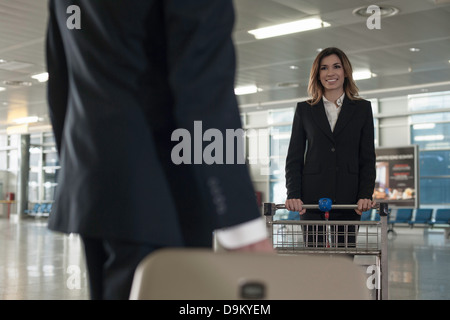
xmin=1 ymin=0 xmax=450 ymax=300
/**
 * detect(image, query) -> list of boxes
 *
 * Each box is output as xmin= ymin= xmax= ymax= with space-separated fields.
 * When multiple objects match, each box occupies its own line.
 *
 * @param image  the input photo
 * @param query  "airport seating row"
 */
xmin=24 ymin=203 xmax=52 ymax=217
xmin=388 ymin=208 xmax=450 ymax=227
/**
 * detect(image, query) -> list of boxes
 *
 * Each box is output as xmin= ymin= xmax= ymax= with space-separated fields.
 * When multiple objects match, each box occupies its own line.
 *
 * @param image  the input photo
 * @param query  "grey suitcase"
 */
xmin=129 ymin=248 xmax=369 ymax=300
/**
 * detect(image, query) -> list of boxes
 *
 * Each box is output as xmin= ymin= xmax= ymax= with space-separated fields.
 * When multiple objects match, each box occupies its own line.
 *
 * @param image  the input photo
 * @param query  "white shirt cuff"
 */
xmin=215 ymin=217 xmax=268 ymax=250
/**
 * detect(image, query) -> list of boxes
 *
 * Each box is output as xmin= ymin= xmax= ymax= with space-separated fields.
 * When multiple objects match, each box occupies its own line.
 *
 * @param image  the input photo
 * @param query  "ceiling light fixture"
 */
xmin=413 ymin=123 xmax=436 ymax=130
xmin=234 ymin=85 xmax=261 ymax=95
xmin=353 ymin=70 xmax=375 ymax=80
xmin=3 ymin=80 xmax=32 ymax=87
xmin=13 ymin=116 xmax=40 ymax=125
xmin=0 ymin=87 xmax=5 ymax=92
xmin=31 ymin=72 xmax=49 ymax=82
xmin=414 ymin=135 xmax=444 ymax=141
xmin=409 ymin=47 xmax=421 ymax=52
xmin=248 ymin=18 xmax=330 ymax=40
xmin=353 ymin=5 xmax=399 ymax=17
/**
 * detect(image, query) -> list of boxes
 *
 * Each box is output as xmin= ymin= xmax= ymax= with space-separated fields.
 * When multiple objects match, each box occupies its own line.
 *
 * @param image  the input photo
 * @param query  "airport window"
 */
xmin=267 ymin=109 xmax=293 ymax=203
xmin=409 ymin=91 xmax=450 ymax=205
xmin=411 ymin=122 xmax=450 ymax=150
xmin=418 ymin=150 xmax=450 ymax=204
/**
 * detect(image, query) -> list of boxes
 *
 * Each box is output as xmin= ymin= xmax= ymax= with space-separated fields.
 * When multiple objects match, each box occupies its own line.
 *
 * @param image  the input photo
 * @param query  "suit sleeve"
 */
xmin=46 ymin=0 xmax=68 ymax=155
xmin=357 ymin=102 xmax=376 ymax=200
xmin=285 ymin=104 xmax=306 ymax=199
xmin=163 ymin=0 xmax=261 ymax=229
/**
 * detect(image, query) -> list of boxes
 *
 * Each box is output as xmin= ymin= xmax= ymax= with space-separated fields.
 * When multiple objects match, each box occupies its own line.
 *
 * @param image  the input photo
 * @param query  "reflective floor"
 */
xmin=0 ymin=217 xmax=449 ymax=300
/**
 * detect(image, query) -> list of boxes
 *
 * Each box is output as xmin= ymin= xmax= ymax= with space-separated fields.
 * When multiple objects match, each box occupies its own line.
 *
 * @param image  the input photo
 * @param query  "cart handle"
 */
xmin=264 ymin=199 xmax=388 ymax=217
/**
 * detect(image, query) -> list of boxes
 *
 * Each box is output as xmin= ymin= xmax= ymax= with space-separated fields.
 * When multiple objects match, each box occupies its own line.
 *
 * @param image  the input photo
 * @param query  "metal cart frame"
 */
xmin=263 ymin=202 xmax=389 ymax=300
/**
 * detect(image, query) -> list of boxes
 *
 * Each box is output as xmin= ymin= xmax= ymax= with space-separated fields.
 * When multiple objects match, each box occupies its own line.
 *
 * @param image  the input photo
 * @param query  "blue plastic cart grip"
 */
xmin=318 ymin=198 xmax=332 ymax=212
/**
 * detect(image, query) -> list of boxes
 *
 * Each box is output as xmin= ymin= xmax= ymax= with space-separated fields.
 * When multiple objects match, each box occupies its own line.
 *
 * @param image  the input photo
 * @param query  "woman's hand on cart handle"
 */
xmin=355 ymin=199 xmax=377 ymax=215
xmin=285 ymin=198 xmax=306 ymax=215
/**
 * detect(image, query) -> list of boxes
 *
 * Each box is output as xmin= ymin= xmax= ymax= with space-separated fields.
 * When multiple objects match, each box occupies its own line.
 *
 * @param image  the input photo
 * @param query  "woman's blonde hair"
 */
xmin=307 ymin=47 xmax=361 ymax=105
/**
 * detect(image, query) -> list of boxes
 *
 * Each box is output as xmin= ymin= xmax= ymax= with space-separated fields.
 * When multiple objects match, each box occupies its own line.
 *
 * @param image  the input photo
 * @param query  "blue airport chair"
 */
xmin=430 ymin=209 xmax=450 ymax=225
xmin=409 ymin=208 xmax=433 ymax=226
xmin=390 ymin=208 xmax=412 ymax=224
xmin=45 ymin=203 xmax=53 ymax=213
xmin=24 ymin=203 xmax=41 ymax=215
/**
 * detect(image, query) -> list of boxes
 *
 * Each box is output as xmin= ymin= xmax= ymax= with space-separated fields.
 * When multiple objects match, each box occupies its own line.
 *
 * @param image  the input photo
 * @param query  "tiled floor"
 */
xmin=0 ymin=216 xmax=449 ymax=300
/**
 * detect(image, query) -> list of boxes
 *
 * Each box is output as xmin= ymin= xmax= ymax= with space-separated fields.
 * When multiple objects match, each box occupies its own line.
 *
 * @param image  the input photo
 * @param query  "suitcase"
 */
xmin=129 ymin=248 xmax=370 ymax=300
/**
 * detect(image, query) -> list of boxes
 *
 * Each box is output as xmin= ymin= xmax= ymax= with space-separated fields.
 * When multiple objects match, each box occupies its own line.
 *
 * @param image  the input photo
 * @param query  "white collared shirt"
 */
xmin=323 ymin=93 xmax=345 ymax=132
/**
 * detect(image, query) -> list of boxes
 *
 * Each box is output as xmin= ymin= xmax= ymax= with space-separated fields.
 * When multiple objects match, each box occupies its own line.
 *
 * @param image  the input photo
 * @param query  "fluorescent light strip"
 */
xmin=13 ymin=116 xmax=40 ymax=125
xmin=414 ymin=135 xmax=444 ymax=141
xmin=235 ymin=85 xmax=260 ymax=95
xmin=413 ymin=123 xmax=436 ymax=130
xmin=353 ymin=70 xmax=376 ymax=80
xmin=248 ymin=18 xmax=330 ymax=39
xmin=31 ymin=72 xmax=49 ymax=82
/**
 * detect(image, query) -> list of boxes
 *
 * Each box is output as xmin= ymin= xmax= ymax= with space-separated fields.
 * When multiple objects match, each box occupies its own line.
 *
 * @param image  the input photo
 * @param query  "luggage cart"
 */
xmin=263 ymin=200 xmax=389 ymax=300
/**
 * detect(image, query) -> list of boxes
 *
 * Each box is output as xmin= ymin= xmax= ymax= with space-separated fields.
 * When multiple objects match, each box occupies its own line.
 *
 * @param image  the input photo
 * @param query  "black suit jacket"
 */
xmin=46 ymin=0 xmax=260 ymax=247
xmin=285 ymin=96 xmax=376 ymax=207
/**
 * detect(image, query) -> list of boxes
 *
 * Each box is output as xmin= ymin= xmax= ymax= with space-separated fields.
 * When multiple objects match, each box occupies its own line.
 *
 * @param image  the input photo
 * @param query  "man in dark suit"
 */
xmin=46 ymin=0 xmax=271 ymax=300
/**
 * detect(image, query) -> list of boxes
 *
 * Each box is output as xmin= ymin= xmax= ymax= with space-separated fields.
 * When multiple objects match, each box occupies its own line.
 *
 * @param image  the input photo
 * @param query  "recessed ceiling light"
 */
xmin=409 ymin=47 xmax=421 ymax=52
xmin=353 ymin=5 xmax=399 ymax=17
xmin=248 ymin=18 xmax=330 ymax=39
xmin=289 ymin=65 xmax=299 ymax=70
xmin=0 ymin=87 xmax=6 ymax=92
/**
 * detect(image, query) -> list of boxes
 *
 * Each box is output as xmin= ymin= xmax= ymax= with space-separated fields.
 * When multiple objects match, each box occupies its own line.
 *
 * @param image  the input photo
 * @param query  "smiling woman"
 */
xmin=284 ymin=46 xmax=377 ymax=239
xmin=307 ymin=47 xmax=361 ymax=106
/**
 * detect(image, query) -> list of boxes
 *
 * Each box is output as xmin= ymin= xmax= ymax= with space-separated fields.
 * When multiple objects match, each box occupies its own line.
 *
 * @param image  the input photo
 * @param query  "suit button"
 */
xmin=331 ymin=147 xmax=335 ymax=152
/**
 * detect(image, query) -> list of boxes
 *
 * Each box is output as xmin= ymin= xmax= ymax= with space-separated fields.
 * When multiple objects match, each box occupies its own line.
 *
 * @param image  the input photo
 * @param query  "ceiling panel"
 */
xmin=0 ymin=0 xmax=449 ymax=132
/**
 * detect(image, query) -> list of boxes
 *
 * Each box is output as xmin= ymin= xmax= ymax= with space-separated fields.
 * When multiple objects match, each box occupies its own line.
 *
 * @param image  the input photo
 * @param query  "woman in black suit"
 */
xmin=284 ymin=47 xmax=376 ymax=247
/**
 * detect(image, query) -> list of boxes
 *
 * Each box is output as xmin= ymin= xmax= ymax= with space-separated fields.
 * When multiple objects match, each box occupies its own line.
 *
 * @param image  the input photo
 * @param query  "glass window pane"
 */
xmin=419 ymin=178 xmax=450 ymax=204
xmin=270 ymin=125 xmax=291 ymax=157
xmin=0 ymin=151 xmax=6 ymax=170
xmin=411 ymin=122 xmax=450 ymax=150
xmin=418 ymin=150 xmax=450 ymax=204
xmin=269 ymin=156 xmax=286 ymax=180
xmin=269 ymin=180 xmax=287 ymax=204
xmin=268 ymin=108 xmax=294 ymax=125
xmin=408 ymin=90 xmax=450 ymax=112
xmin=419 ymin=150 xmax=450 ymax=176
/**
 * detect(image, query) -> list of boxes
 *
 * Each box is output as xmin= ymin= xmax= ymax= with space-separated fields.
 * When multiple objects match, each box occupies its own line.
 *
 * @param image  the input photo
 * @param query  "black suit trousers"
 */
xmin=82 ymin=237 xmax=160 ymax=300
xmin=301 ymin=210 xmax=360 ymax=248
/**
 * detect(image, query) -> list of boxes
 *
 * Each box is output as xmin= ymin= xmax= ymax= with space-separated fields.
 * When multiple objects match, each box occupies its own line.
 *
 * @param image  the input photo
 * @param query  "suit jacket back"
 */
xmin=46 ymin=0 xmax=261 ymax=246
